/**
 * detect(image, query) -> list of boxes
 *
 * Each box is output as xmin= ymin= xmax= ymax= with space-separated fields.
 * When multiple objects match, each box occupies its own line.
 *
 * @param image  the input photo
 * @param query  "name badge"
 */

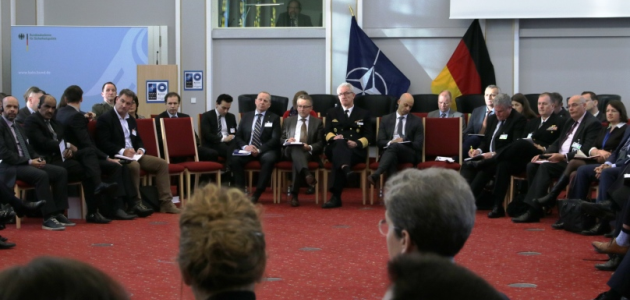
xmin=526 ymin=133 xmax=532 ymax=139
xmin=572 ymin=142 xmax=582 ymax=150
xmin=131 ymin=129 xmax=137 ymax=136
xmin=357 ymin=122 xmax=364 ymax=126
xmin=499 ymin=134 xmax=508 ymax=140
xmin=230 ymin=128 xmax=235 ymax=133
xmin=264 ymin=122 xmax=273 ymax=128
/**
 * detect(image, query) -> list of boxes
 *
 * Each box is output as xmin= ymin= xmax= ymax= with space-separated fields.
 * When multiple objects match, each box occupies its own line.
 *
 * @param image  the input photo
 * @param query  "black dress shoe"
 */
xmin=322 ymin=196 xmax=342 ymax=209
xmin=593 ymin=290 xmax=622 ymax=300
xmin=0 ymin=210 xmax=15 ymax=223
xmin=595 ymin=254 xmax=623 ymax=271
xmin=13 ymin=200 xmax=46 ymax=217
xmin=0 ymin=240 xmax=16 ymax=249
xmin=305 ymin=174 xmax=317 ymax=186
xmin=512 ymin=210 xmax=540 ymax=223
xmin=0 ymin=236 xmax=7 ymax=242
xmin=305 ymin=185 xmax=316 ymax=195
xmin=582 ymin=200 xmax=616 ymax=220
xmin=581 ymin=222 xmax=611 ymax=236
xmin=86 ymin=212 xmax=111 ymax=224
xmin=487 ymin=206 xmax=505 ymax=218
xmin=342 ymin=166 xmax=353 ymax=178
xmin=128 ymin=203 xmax=153 ymax=218
xmin=551 ymin=219 xmax=564 ymax=230
xmin=289 ymin=195 xmax=300 ymax=207
xmin=94 ymin=182 xmax=118 ymax=196
xmin=367 ymin=174 xmax=377 ymax=186
xmin=114 ymin=209 xmax=137 ymax=220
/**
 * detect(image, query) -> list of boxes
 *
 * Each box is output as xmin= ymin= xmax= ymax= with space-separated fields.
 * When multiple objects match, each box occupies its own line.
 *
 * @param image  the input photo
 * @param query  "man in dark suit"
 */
xmin=15 ymin=86 xmax=44 ymax=126
xmin=280 ymin=94 xmax=324 ymax=207
xmin=459 ymin=93 xmax=527 ymax=212
xmin=0 ymin=96 xmax=68 ymax=231
xmin=368 ymin=93 xmax=423 ymax=185
xmin=512 ymin=95 xmax=602 ymax=223
xmin=551 ymin=92 xmax=570 ymax=118
xmin=155 ymin=92 xmax=216 ymax=162
xmin=275 ymin=0 xmax=312 ymax=27
xmin=0 ymin=181 xmax=46 ymax=248
xmin=322 ymin=83 xmax=373 ymax=209
xmin=583 ymin=91 xmax=607 ymax=122
xmin=462 ymin=85 xmax=499 ymax=158
xmin=230 ymin=92 xmax=281 ymax=203
xmin=478 ymin=93 xmax=563 ymax=218
xmin=25 ymin=94 xmax=122 ymax=224
xmin=200 ymin=94 xmax=238 ymax=166
xmin=56 ymin=85 xmax=151 ymax=220
xmin=96 ymin=89 xmax=181 ymax=214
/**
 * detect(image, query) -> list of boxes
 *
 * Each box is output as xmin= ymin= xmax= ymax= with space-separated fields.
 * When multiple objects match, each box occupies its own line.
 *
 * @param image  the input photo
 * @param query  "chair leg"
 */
xmin=186 ymin=171 xmax=192 ymax=206
xmin=248 ymin=171 xmax=253 ymax=195
xmin=361 ymin=171 xmax=366 ymax=205
xmin=369 ymin=171 xmax=374 ymax=205
xmin=80 ymin=184 xmax=86 ymax=219
xmin=315 ymin=170 xmax=319 ymax=204
xmin=15 ymin=187 xmax=22 ymax=229
xmin=322 ymin=170 xmax=328 ymax=202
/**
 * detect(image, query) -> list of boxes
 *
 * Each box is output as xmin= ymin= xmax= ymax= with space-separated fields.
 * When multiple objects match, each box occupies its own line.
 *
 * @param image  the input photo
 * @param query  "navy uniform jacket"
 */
xmin=523 ymin=113 xmax=565 ymax=148
xmin=324 ymin=106 xmax=373 ymax=159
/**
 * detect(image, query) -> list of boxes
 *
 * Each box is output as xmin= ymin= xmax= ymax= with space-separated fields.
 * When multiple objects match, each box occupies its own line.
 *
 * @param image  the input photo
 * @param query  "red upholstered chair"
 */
xmin=160 ymin=118 xmax=223 ymax=204
xmin=321 ymin=156 xmax=368 ymax=204
xmin=411 ymin=112 xmax=428 ymax=118
xmin=14 ymin=180 xmax=84 ymax=229
xmin=136 ymin=118 xmax=184 ymax=195
xmin=416 ymin=117 xmax=462 ymax=171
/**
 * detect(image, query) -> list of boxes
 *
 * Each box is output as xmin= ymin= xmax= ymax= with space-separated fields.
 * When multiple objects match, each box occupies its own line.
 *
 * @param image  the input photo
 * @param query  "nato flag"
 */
xmin=346 ymin=16 xmax=410 ymax=98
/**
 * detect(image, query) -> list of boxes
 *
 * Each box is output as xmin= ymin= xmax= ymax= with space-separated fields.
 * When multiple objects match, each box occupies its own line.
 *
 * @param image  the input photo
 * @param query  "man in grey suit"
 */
xmin=368 ymin=93 xmax=423 ymax=185
xmin=280 ymin=94 xmax=324 ymax=207
xmin=15 ymin=86 xmax=44 ymax=126
xmin=427 ymin=90 xmax=466 ymax=129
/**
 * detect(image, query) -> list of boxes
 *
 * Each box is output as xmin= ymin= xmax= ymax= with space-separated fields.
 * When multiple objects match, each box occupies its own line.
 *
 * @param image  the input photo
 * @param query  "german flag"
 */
xmin=431 ymin=19 xmax=495 ymax=110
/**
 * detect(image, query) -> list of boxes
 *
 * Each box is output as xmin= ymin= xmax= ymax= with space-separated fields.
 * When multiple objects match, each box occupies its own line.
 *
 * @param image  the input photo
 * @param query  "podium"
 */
xmin=137 ymin=65 xmax=179 ymax=117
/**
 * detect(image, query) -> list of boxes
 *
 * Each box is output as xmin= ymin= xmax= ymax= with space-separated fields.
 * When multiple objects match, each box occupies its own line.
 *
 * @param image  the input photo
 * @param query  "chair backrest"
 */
xmin=198 ymin=113 xmax=203 ymax=136
xmin=238 ymin=94 xmax=289 ymax=117
xmin=524 ymin=93 xmax=540 ymax=114
xmin=455 ymin=94 xmax=485 ymax=114
xmin=136 ymin=118 xmax=161 ymax=158
xmin=160 ymin=118 xmax=199 ymax=163
xmin=310 ymin=94 xmax=339 ymax=115
xmin=87 ymin=120 xmax=97 ymax=140
xmin=411 ymin=112 xmax=428 ymax=119
xmin=410 ymin=94 xmax=439 ymax=113
xmin=422 ymin=117 xmax=462 ymax=163
xmin=598 ymin=94 xmax=621 ymax=113
xmin=354 ymin=95 xmax=394 ymax=118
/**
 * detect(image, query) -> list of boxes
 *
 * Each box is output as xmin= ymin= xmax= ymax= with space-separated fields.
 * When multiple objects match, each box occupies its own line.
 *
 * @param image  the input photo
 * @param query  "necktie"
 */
xmin=170 ymin=114 xmax=177 ymax=118
xmin=479 ymin=110 xmax=491 ymax=134
xmin=217 ymin=115 xmax=222 ymax=134
xmin=559 ymin=121 xmax=578 ymax=148
xmin=251 ymin=114 xmax=263 ymax=148
xmin=12 ymin=124 xmax=31 ymax=160
xmin=490 ymin=121 xmax=503 ymax=152
xmin=441 ymin=113 xmax=446 ymax=118
xmin=396 ymin=116 xmax=404 ymax=137
xmin=300 ymin=118 xmax=308 ymax=143
xmin=345 ymin=109 xmax=350 ymax=118
xmin=290 ymin=19 xmax=296 ymax=26
xmin=45 ymin=120 xmax=58 ymax=141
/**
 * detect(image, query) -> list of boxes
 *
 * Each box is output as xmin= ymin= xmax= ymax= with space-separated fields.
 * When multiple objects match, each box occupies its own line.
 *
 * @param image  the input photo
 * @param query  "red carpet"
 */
xmin=0 ymin=188 xmax=612 ymax=299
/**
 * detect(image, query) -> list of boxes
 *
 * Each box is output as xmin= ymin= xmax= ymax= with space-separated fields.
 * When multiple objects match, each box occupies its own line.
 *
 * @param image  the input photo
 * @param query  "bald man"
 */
xmin=368 ymin=93 xmax=423 ymax=185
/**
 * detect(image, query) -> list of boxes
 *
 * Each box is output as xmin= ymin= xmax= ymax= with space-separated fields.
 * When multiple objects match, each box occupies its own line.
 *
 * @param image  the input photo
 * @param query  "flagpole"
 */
xmin=348 ymin=5 xmax=354 ymax=17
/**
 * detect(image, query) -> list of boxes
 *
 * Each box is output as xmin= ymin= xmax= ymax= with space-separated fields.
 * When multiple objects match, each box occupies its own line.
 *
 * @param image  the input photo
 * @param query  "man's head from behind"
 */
xmin=215 ymin=94 xmax=233 ymax=116
xmin=383 ymin=168 xmax=476 ymax=259
xmin=385 ymin=253 xmax=503 ymax=300
xmin=63 ymin=85 xmax=83 ymax=104
xmin=437 ymin=90 xmax=452 ymax=113
xmin=23 ymin=86 xmax=44 ymax=110
xmin=37 ymin=95 xmax=57 ymax=120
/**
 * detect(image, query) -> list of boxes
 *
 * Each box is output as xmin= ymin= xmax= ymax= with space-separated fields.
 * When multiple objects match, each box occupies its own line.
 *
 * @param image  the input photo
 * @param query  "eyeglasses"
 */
xmin=378 ymin=219 xmax=399 ymax=236
xmin=338 ymin=92 xmax=353 ymax=97
xmin=297 ymin=105 xmax=312 ymax=109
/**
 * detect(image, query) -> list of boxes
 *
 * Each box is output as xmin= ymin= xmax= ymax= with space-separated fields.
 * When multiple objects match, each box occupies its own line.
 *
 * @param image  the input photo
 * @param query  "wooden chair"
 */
xmin=275 ymin=161 xmax=320 ymax=204
xmin=416 ymin=117 xmax=463 ymax=171
xmin=14 ymin=180 xmax=84 ymax=229
xmin=321 ymin=155 xmax=369 ymax=205
xmin=160 ymin=118 xmax=223 ymax=204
